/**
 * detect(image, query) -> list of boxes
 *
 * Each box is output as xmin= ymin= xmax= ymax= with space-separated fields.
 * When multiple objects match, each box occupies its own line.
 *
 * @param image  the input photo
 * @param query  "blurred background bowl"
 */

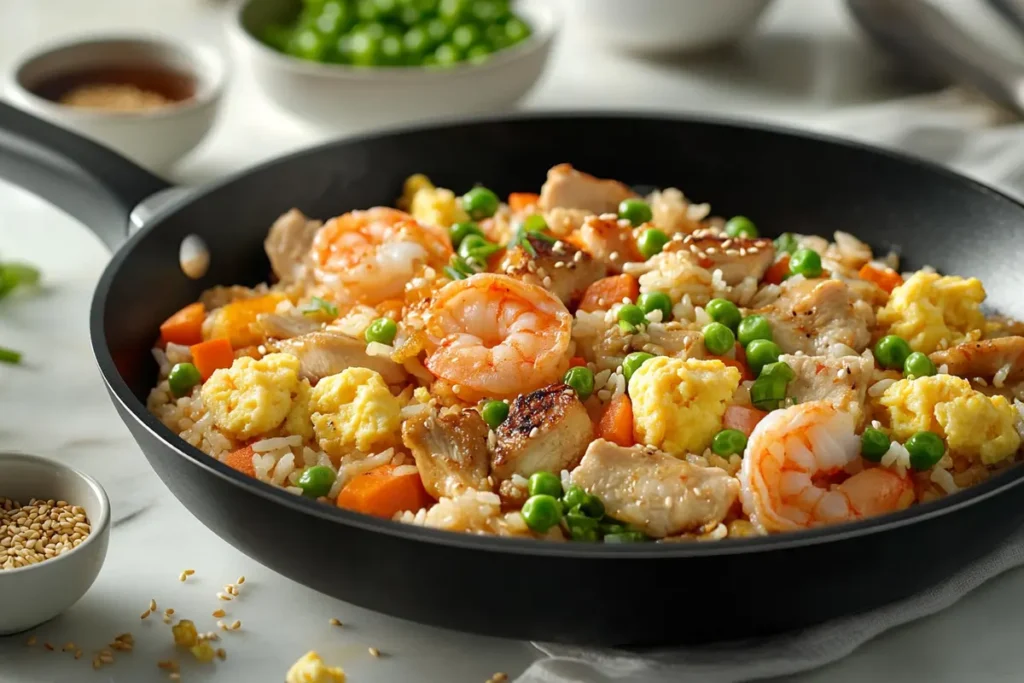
xmin=226 ymin=0 xmax=558 ymax=131
xmin=564 ymin=0 xmax=774 ymax=54
xmin=0 ymin=453 xmax=110 ymax=635
xmin=5 ymin=35 xmax=226 ymax=173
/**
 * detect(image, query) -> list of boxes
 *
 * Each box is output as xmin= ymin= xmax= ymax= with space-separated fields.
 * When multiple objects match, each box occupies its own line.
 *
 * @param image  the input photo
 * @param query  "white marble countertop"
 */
xmin=4 ymin=1 xmax=1024 ymax=681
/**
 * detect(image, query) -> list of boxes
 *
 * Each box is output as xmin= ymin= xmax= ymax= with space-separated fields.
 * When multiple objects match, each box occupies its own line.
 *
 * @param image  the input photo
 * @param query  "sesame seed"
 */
xmin=212 ymin=609 xmax=226 ymax=618
xmin=178 ymin=572 xmax=187 ymax=582
xmin=163 ymin=615 xmax=172 ymax=624
xmin=141 ymin=609 xmax=151 ymax=620
xmin=62 ymin=641 xmax=76 ymax=651
xmin=184 ymin=569 xmax=195 ymax=576
xmin=748 ymin=246 xmax=759 ymax=253
xmin=217 ymin=621 xmax=227 ymax=631
xmin=157 ymin=659 xmax=177 ymax=670
xmin=706 ymin=247 xmax=717 ymax=254
xmin=489 ymin=674 xmax=510 ymax=683
xmin=92 ymin=657 xmax=100 ymax=669
xmin=329 ymin=618 xmax=342 ymax=626
xmin=25 ymin=636 xmax=36 ymax=646
xmin=528 ymin=427 xmax=539 ymax=438
xmin=230 ymin=620 xmax=241 ymax=631
xmin=149 ymin=599 xmax=157 ymax=612
xmin=542 ymin=276 xmax=552 ymax=288
xmin=44 ymin=642 xmax=54 ymax=651
xmin=573 ymin=251 xmax=583 ymax=263
xmin=225 ymin=583 xmax=238 ymax=595
xmin=217 ymin=592 xmax=232 ymax=601
xmin=722 ymin=239 xmax=733 ymax=248
xmin=369 ymin=647 xmax=381 ymax=658
xmin=216 ymin=648 xmax=226 ymax=660
xmin=165 ymin=608 xmax=175 ymax=616
xmin=74 ymin=649 xmax=82 ymax=659
xmin=170 ymin=674 xmax=181 ymax=681
xmin=236 ymin=575 xmax=245 ymax=584
xmin=452 ymin=384 xmax=462 ymax=395
xmin=99 ymin=652 xmax=114 ymax=664
xmin=738 ymin=248 xmax=747 ymax=256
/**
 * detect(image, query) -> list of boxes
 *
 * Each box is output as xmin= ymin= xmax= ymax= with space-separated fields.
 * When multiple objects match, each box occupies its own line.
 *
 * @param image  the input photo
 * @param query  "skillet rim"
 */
xmin=90 ymin=110 xmax=1024 ymax=559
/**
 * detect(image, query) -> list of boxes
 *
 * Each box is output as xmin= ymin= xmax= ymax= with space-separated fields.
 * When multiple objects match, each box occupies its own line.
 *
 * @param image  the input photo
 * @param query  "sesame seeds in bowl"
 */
xmin=0 ymin=453 xmax=110 ymax=635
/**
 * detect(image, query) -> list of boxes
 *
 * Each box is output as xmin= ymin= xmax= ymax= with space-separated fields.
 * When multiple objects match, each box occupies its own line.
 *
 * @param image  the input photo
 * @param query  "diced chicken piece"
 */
xmin=827 ymin=231 xmax=874 ymax=273
xmin=402 ymin=409 xmax=492 ymax=499
xmin=272 ymin=331 xmax=407 ymax=385
xmin=930 ymin=336 xmax=1024 ymax=384
xmin=781 ymin=353 xmax=874 ymax=426
xmin=265 ymin=208 xmax=322 ymax=285
xmin=499 ymin=234 xmax=606 ymax=307
xmin=256 ymin=313 xmax=324 ymax=340
xmin=543 ymin=207 xmax=592 ymax=239
xmin=758 ymin=278 xmax=873 ymax=355
xmin=492 ymin=384 xmax=593 ymax=482
xmin=569 ymin=439 xmax=739 ymax=538
xmin=664 ymin=230 xmax=776 ymax=285
xmin=633 ymin=325 xmax=704 ymax=359
xmin=577 ymin=214 xmax=641 ymax=273
xmin=538 ymin=163 xmax=637 ymax=215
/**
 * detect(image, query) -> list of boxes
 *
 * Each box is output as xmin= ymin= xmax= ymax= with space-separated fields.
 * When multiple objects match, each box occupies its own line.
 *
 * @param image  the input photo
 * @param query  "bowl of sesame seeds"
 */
xmin=0 ymin=452 xmax=110 ymax=635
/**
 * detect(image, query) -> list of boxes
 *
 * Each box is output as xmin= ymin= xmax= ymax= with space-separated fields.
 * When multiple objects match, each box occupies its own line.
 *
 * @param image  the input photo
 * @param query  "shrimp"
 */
xmin=738 ymin=401 xmax=914 ymax=533
xmin=424 ymin=273 xmax=572 ymax=401
xmin=311 ymin=207 xmax=452 ymax=305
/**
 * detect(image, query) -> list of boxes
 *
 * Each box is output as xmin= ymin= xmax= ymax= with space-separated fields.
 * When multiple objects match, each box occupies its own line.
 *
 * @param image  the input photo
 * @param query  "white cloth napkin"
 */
xmin=515 ymin=89 xmax=1024 ymax=683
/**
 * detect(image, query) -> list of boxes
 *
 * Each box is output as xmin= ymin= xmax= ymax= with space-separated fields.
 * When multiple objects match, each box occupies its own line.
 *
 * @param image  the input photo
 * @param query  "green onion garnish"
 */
xmin=301 ymin=296 xmax=338 ymax=317
xmin=0 ymin=346 xmax=22 ymax=364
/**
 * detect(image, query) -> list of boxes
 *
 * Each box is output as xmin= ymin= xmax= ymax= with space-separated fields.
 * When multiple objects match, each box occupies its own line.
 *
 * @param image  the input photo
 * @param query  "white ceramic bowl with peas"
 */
xmin=227 ymin=0 xmax=558 ymax=131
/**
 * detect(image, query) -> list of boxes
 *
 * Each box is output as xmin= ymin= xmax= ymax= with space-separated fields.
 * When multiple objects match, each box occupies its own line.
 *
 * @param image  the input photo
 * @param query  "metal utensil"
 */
xmin=848 ymin=0 xmax=1024 ymax=116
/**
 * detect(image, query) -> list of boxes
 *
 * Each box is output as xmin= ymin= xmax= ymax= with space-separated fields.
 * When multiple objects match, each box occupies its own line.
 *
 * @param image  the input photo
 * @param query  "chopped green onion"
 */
xmin=0 ymin=346 xmax=22 ymax=364
xmin=0 ymin=263 xmax=41 ymax=298
xmin=301 ymin=296 xmax=339 ymax=317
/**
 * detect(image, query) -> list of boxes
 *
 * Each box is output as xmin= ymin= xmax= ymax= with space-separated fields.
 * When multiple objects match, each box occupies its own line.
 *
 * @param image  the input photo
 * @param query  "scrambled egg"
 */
xmin=629 ymin=357 xmax=741 ymax=455
xmin=880 ymin=375 xmax=1020 ymax=464
xmin=877 ymin=272 xmax=985 ymax=353
xmin=286 ymin=651 xmax=346 ymax=683
xmin=400 ymin=173 xmax=469 ymax=229
xmin=203 ymin=292 xmax=287 ymax=348
xmin=171 ymin=620 xmax=199 ymax=648
xmin=201 ymin=353 xmax=303 ymax=440
xmin=310 ymin=367 xmax=401 ymax=456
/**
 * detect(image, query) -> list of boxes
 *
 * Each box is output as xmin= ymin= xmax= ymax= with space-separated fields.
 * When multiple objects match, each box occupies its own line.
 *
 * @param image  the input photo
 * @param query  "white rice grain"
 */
xmin=391 ymin=465 xmax=419 ymax=477
xmin=930 ymin=467 xmax=959 ymax=494
xmin=868 ymin=378 xmax=896 ymax=397
xmin=511 ymin=473 xmax=529 ymax=489
xmin=880 ymin=441 xmax=910 ymax=475
xmin=251 ymin=435 xmax=303 ymax=452
xmin=271 ymin=452 xmax=296 ymax=486
xmin=366 ymin=341 xmax=395 ymax=358
xmin=336 ymin=449 xmax=395 ymax=489
xmin=400 ymin=403 xmax=431 ymax=419
xmin=995 ymin=363 xmax=1012 ymax=389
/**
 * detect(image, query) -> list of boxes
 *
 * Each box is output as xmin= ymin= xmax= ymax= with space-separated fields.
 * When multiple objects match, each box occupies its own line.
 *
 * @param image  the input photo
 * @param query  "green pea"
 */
xmin=579 ymin=494 xmax=605 ymax=519
xmin=522 ymin=214 xmax=547 ymax=232
xmin=504 ymin=16 xmax=531 ymax=43
xmin=448 ymin=221 xmax=483 ymax=248
xmin=904 ymin=351 xmax=937 ymax=379
xmin=356 ymin=0 xmax=380 ymax=20
xmin=906 ymin=431 xmax=946 ymax=471
xmin=469 ymin=0 xmax=509 ymax=23
xmin=737 ymin=314 xmax=772 ymax=346
xmin=702 ymin=322 xmax=735 ymax=356
xmin=315 ymin=0 xmax=352 ymax=39
xmin=379 ymin=34 xmax=405 ymax=65
xmin=347 ymin=29 xmax=382 ymax=65
xmin=861 ymin=427 xmax=891 ymax=462
xmin=399 ymin=5 xmax=424 ymax=26
xmin=168 ymin=362 xmax=202 ymax=398
xmin=725 ymin=216 xmax=758 ymax=238
xmin=365 ymin=318 xmax=398 ymax=345
xmin=288 ymin=28 xmax=330 ymax=61
xmin=637 ymin=291 xmax=672 ymax=322
xmin=712 ymin=428 xmax=747 ymax=457
xmin=462 ymin=186 xmax=499 ymax=219
xmin=562 ymin=485 xmax=588 ymax=511
xmin=481 ymin=400 xmax=509 ymax=429
xmin=434 ymin=41 xmax=463 ymax=65
xmin=873 ymin=335 xmax=912 ymax=370
xmin=297 ymin=465 xmax=336 ymax=498
xmin=451 ymin=23 xmax=481 ymax=51
xmin=745 ymin=338 xmax=782 ymax=376
xmin=604 ymin=531 xmax=648 ymax=543
xmin=565 ymin=509 xmax=600 ymax=542
xmin=618 ymin=198 xmax=653 ymax=227
xmin=637 ymin=228 xmax=669 ymax=259
xmin=617 ymin=304 xmax=646 ymax=327
xmin=563 ymin=366 xmax=595 ymax=401
xmin=484 ymin=23 xmax=511 ymax=50
xmin=403 ymin=26 xmax=431 ymax=59
xmin=599 ymin=520 xmax=628 ymax=535
xmin=439 ymin=0 xmax=470 ymax=23
xmin=521 ymin=494 xmax=561 ymax=532
xmin=414 ymin=0 xmax=440 ymax=11
xmin=527 ymin=471 xmax=562 ymax=498
xmin=774 ymin=232 xmax=799 ymax=254
xmin=705 ymin=298 xmax=741 ymax=331
xmin=622 ymin=352 xmax=654 ymax=382
xmin=789 ymin=248 xmax=823 ymax=278
xmin=425 ymin=17 xmax=450 ymax=46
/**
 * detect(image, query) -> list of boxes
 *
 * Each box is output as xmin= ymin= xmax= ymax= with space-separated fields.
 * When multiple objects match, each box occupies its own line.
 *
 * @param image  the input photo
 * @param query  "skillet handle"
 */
xmin=0 ymin=100 xmax=171 ymax=251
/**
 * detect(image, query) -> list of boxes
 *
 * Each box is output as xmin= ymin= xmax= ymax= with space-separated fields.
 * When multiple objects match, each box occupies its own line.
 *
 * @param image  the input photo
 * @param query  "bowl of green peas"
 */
xmin=227 ymin=0 xmax=558 ymax=130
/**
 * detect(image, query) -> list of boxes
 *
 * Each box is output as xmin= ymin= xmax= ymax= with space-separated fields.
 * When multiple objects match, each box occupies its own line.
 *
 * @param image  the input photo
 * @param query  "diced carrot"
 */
xmin=336 ymin=464 xmax=432 ymax=519
xmin=569 ymin=356 xmax=587 ymax=368
xmin=204 ymin=293 xmax=286 ymax=348
xmin=723 ymin=405 xmax=768 ymax=437
xmin=224 ymin=445 xmax=256 ymax=478
xmin=190 ymin=338 xmax=235 ymax=380
xmin=597 ymin=395 xmax=634 ymax=447
xmin=159 ymin=302 xmax=206 ymax=346
xmin=858 ymin=263 xmax=903 ymax=294
xmin=508 ymin=192 xmax=540 ymax=213
xmin=578 ymin=274 xmax=640 ymax=313
xmin=763 ymin=254 xmax=791 ymax=285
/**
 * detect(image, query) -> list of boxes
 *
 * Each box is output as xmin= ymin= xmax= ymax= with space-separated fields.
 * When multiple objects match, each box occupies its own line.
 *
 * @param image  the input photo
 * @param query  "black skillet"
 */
xmin=3 ymin=100 xmax=1024 ymax=646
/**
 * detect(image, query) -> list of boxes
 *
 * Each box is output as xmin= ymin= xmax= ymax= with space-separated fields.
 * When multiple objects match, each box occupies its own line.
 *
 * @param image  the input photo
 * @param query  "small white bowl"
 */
xmin=226 ymin=0 xmax=558 ymax=131
xmin=0 ymin=453 xmax=110 ymax=635
xmin=5 ymin=36 xmax=227 ymax=172
xmin=565 ymin=0 xmax=774 ymax=54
